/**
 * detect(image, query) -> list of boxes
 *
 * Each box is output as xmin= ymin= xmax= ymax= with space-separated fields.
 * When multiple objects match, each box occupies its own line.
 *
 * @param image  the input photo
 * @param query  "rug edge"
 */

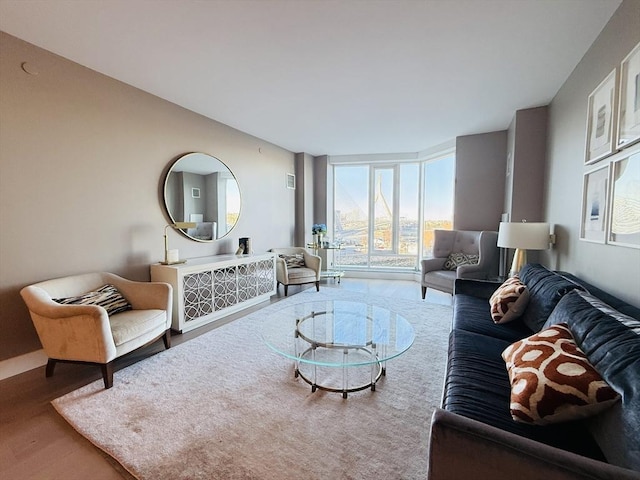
xmin=51 ymin=400 xmax=141 ymax=480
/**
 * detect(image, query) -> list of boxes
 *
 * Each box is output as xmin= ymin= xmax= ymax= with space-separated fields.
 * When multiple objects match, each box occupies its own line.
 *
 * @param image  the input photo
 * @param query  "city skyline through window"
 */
xmin=332 ymin=154 xmax=454 ymax=270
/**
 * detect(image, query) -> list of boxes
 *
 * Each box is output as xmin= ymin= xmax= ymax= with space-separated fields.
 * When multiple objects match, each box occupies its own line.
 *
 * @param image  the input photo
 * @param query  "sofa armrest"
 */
xmin=428 ymin=409 xmax=637 ymax=480
xmin=20 ymin=286 xmax=117 ymax=363
xmin=453 ymin=278 xmax=501 ymax=299
xmin=302 ymin=252 xmax=322 ymax=279
xmin=421 ymin=258 xmax=447 ymax=274
xmin=105 ymin=274 xmax=172 ymax=312
xmin=456 ymin=263 xmax=489 ymax=279
xmin=275 ymin=257 xmax=288 ymax=280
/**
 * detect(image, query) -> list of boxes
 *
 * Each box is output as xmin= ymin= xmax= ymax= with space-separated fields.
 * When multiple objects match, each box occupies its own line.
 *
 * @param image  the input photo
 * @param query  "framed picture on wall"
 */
xmin=585 ymin=69 xmax=618 ymax=165
xmin=580 ymin=163 xmax=610 ymax=243
xmin=191 ymin=187 xmax=201 ymax=198
xmin=607 ymin=151 xmax=640 ymax=248
xmin=617 ymin=41 xmax=640 ymax=149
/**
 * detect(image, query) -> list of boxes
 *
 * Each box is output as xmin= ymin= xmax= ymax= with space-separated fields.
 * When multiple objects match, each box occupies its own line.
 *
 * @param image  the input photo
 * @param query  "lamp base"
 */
xmin=160 ymin=259 xmax=188 ymax=265
xmin=508 ymin=248 xmax=528 ymax=277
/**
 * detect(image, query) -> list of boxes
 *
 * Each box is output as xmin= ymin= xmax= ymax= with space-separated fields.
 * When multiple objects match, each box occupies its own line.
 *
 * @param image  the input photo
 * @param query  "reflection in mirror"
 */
xmin=164 ymin=152 xmax=241 ymax=241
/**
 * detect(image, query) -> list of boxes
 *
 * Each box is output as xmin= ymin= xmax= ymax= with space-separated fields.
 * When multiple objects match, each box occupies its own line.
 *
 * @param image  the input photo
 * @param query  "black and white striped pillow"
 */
xmin=54 ymin=284 xmax=132 ymax=316
xmin=279 ymin=253 xmax=306 ymax=268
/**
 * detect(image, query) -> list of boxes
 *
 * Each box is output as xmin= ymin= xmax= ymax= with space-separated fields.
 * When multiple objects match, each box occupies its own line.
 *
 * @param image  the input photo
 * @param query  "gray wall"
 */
xmin=454 ymin=131 xmax=507 ymax=231
xmin=507 ymin=106 xmax=548 ymax=223
xmin=294 ymin=152 xmax=316 ymax=247
xmin=542 ymin=0 xmax=640 ymax=306
xmin=0 ymin=32 xmax=297 ymax=360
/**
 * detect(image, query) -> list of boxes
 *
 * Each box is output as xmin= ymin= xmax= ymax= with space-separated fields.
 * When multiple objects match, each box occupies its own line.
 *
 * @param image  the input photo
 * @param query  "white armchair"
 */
xmin=20 ymin=272 xmax=172 ymax=389
xmin=269 ymin=247 xmax=322 ymax=296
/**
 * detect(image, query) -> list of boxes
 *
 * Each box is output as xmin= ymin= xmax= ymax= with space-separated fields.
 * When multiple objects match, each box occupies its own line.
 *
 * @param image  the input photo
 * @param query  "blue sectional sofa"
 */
xmin=427 ymin=264 xmax=640 ymax=480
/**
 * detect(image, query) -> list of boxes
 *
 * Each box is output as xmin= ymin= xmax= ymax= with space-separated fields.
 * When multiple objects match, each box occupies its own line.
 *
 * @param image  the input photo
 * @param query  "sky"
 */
xmin=334 ymin=155 xmax=454 ymax=221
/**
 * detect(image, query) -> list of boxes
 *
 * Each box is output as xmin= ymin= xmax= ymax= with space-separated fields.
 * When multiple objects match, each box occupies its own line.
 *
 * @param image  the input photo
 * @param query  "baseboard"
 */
xmin=0 ymin=349 xmax=48 ymax=381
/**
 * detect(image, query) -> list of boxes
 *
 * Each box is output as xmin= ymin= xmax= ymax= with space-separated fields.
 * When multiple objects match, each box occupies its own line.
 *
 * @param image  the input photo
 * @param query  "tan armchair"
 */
xmin=20 ymin=272 xmax=172 ymax=389
xmin=269 ymin=247 xmax=322 ymax=296
xmin=421 ymin=230 xmax=499 ymax=297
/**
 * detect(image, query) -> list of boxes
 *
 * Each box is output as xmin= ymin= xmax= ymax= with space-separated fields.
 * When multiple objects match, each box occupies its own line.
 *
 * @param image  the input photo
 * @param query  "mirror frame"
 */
xmin=163 ymin=152 xmax=241 ymax=242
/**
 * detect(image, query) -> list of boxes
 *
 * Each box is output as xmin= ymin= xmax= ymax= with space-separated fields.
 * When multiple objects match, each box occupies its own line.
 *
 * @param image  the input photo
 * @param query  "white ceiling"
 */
xmin=0 ymin=0 xmax=622 ymax=156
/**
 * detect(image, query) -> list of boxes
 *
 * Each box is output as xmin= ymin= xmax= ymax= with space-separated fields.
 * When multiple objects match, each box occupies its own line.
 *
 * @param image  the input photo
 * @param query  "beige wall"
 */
xmin=543 ymin=0 xmax=640 ymax=306
xmin=0 ymin=32 xmax=297 ymax=360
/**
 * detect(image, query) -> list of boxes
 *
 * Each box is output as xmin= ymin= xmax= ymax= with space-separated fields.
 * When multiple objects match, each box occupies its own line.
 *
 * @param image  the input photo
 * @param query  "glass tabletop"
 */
xmin=261 ymin=300 xmax=415 ymax=367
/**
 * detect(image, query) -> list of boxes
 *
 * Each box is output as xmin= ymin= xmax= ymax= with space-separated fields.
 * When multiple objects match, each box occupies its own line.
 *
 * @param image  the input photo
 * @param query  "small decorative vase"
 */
xmin=317 ymin=233 xmax=323 ymax=247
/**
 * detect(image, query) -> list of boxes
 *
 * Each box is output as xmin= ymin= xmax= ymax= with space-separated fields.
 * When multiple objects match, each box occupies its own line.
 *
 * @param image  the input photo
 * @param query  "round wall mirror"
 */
xmin=163 ymin=152 xmax=241 ymax=241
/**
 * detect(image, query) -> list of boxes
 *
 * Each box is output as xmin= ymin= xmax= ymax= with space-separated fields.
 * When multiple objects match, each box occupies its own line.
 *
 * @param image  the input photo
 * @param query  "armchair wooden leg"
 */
xmin=284 ymin=285 xmax=289 ymax=296
xmin=315 ymin=281 xmax=320 ymax=292
xmin=45 ymin=358 xmax=57 ymax=378
xmin=421 ymin=286 xmax=427 ymax=299
xmin=163 ymin=329 xmax=171 ymax=349
xmin=101 ymin=362 xmax=114 ymax=389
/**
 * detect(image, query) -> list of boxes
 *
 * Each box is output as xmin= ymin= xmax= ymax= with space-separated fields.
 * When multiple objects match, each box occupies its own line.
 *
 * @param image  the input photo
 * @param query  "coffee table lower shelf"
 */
xmin=294 ymin=345 xmax=385 ymax=399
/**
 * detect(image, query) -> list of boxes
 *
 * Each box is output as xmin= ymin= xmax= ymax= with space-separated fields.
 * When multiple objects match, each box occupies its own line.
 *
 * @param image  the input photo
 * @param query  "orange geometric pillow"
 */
xmin=501 ymin=324 xmax=619 ymax=425
xmin=489 ymin=276 xmax=530 ymax=324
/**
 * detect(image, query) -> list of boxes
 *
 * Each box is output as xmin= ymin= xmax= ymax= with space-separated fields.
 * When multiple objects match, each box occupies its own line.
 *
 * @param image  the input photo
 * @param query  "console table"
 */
xmin=307 ymin=243 xmax=345 ymax=283
xmin=150 ymin=253 xmax=276 ymax=333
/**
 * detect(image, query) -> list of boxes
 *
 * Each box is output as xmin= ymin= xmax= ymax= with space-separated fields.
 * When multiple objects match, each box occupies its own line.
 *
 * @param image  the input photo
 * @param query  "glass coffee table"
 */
xmin=262 ymin=300 xmax=415 ymax=398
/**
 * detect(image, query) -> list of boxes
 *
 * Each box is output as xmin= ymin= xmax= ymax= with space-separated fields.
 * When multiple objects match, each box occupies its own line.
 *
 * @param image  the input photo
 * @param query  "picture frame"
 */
xmin=580 ymin=163 xmax=610 ymax=243
xmin=607 ymin=151 xmax=640 ymax=248
xmin=286 ymin=173 xmax=295 ymax=190
xmin=191 ymin=187 xmax=201 ymax=198
xmin=585 ymin=69 xmax=618 ymax=165
xmin=617 ymin=41 xmax=640 ymax=149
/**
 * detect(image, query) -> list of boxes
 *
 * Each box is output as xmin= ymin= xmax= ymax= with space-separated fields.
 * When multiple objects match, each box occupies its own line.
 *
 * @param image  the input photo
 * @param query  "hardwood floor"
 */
xmin=0 ymin=279 xmax=449 ymax=480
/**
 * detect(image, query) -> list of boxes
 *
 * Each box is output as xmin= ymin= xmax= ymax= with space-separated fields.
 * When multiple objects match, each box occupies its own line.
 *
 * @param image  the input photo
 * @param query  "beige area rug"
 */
xmin=52 ymin=288 xmax=453 ymax=480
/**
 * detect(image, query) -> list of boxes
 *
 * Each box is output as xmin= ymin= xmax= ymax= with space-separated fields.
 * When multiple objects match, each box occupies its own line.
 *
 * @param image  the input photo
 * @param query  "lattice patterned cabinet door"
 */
xmin=257 ymin=259 xmax=276 ymax=295
xmin=213 ymin=266 xmax=238 ymax=310
xmin=183 ymin=271 xmax=213 ymax=322
xmin=237 ymin=263 xmax=258 ymax=301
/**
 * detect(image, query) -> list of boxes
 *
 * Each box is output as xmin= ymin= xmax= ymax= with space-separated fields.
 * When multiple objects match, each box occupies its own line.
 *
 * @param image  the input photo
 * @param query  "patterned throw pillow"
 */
xmin=279 ymin=253 xmax=305 ymax=268
xmin=53 ymin=284 xmax=132 ymax=316
xmin=489 ymin=276 xmax=530 ymax=324
xmin=501 ymin=323 xmax=619 ymax=425
xmin=443 ymin=253 xmax=479 ymax=270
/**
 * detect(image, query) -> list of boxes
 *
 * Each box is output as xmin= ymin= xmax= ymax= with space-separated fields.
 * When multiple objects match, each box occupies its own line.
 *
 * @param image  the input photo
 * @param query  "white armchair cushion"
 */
xmin=109 ymin=309 xmax=167 ymax=346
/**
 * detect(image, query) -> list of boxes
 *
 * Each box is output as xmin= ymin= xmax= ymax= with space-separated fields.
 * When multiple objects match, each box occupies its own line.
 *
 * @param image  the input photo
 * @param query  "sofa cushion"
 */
xmin=443 ymin=329 xmax=605 ymax=459
xmin=424 ymin=270 xmax=457 ymax=292
xmin=443 ymin=252 xmax=479 ymax=270
xmin=502 ymin=323 xmax=619 ymax=425
xmin=53 ymin=284 xmax=132 ymax=316
xmin=543 ymin=290 xmax=640 ymax=470
xmin=286 ymin=267 xmax=317 ymax=280
xmin=453 ymin=292 xmax=534 ymax=343
xmin=519 ymin=264 xmax=584 ymax=332
xmin=490 ymin=276 xmax=530 ymax=324
xmin=109 ymin=309 xmax=167 ymax=346
xmin=557 ymin=272 xmax=640 ymax=321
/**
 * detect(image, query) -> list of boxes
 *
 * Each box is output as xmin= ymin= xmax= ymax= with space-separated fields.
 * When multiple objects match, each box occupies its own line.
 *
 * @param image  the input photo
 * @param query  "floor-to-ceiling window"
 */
xmin=332 ymin=152 xmax=454 ymax=271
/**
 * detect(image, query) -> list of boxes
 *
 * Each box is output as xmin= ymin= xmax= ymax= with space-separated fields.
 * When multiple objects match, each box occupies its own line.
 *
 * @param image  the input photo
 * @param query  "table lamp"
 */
xmin=497 ymin=221 xmax=551 ymax=277
xmin=162 ymin=222 xmax=197 ymax=265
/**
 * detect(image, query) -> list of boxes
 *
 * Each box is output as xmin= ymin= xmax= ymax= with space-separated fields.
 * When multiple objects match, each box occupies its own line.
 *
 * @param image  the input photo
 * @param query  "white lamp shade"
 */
xmin=497 ymin=222 xmax=550 ymax=250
